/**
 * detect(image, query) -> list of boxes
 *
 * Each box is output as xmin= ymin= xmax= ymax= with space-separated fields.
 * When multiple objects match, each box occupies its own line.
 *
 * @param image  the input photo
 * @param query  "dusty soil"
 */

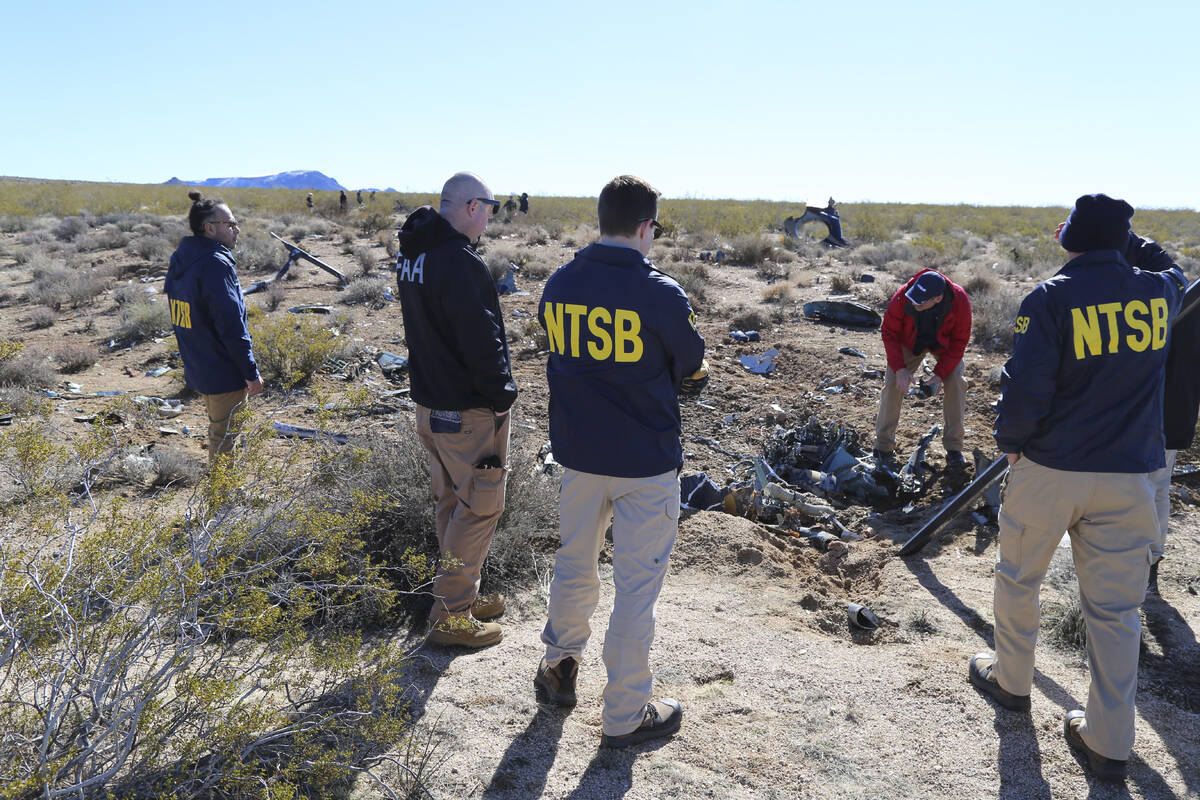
xmin=2 ymin=221 xmax=1197 ymax=799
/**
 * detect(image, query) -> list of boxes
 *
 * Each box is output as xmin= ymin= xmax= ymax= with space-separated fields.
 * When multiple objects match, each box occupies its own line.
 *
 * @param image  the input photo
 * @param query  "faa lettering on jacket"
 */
xmin=396 ymin=253 xmax=425 ymax=283
xmin=542 ymin=302 xmax=644 ymax=362
xmin=1016 ymin=298 xmax=1170 ymax=360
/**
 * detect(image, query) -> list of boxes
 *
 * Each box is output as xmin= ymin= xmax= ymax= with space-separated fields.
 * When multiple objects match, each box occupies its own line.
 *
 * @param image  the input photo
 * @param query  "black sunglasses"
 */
xmin=473 ymin=197 xmax=501 ymax=216
xmin=637 ymin=217 xmax=664 ymax=239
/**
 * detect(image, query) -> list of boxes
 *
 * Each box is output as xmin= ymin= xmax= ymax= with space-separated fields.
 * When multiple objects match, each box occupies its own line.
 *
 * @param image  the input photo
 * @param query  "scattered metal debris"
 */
xmin=243 ymin=232 xmax=349 ymax=294
xmin=898 ymin=454 xmax=1008 ymax=556
xmin=728 ymin=329 xmax=760 ymax=343
xmin=287 ymin=305 xmax=334 ymax=314
xmin=802 ymin=300 xmax=882 ymax=329
xmin=838 ymin=346 xmax=866 ymax=358
xmin=145 ymin=366 xmax=171 ymax=377
xmin=740 ymin=349 xmax=779 ymax=375
xmin=784 ymin=203 xmax=848 ymax=248
xmin=847 ymin=603 xmax=880 ymax=630
xmin=273 ymin=422 xmax=349 ymax=445
xmin=132 ymin=396 xmax=184 ymax=418
xmin=376 ymin=351 xmax=409 ymax=378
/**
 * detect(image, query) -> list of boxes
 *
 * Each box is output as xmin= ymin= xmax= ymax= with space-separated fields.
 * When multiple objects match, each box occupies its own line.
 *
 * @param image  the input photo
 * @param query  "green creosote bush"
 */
xmin=0 ymin=418 xmax=418 ymax=798
xmin=357 ymin=211 xmax=392 ymax=237
xmin=115 ymin=299 xmax=172 ymax=343
xmin=248 ymin=308 xmax=345 ymax=390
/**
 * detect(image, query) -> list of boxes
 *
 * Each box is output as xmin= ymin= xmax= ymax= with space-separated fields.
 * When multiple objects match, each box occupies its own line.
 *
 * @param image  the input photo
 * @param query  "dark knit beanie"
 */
xmin=1059 ymin=194 xmax=1134 ymax=252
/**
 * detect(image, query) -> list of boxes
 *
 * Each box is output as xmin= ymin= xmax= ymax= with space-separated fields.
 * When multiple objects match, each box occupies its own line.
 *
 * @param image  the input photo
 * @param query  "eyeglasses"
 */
xmin=472 ymin=198 xmax=500 ymax=216
xmin=209 ymin=220 xmax=239 ymax=229
xmin=638 ymin=217 xmax=664 ymax=240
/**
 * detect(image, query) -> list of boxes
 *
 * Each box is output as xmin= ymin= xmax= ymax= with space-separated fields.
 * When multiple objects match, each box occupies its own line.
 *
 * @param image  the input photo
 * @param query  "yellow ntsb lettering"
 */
xmin=170 ymin=298 xmax=191 ymax=329
xmin=542 ymin=302 xmax=644 ymax=362
xmin=1070 ymin=299 xmax=1168 ymax=360
xmin=1014 ymin=316 xmax=1030 ymax=334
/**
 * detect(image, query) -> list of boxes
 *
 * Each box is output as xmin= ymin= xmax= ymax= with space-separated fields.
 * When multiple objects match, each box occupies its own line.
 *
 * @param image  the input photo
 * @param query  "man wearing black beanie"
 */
xmin=968 ymin=194 xmax=1187 ymax=782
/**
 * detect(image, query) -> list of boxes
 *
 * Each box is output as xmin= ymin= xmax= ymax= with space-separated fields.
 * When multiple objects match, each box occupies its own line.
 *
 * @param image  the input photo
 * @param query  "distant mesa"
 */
xmin=163 ymin=170 xmax=346 ymax=191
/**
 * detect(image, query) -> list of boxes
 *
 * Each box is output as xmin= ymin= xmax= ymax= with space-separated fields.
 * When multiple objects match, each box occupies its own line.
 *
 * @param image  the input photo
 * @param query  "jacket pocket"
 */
xmin=469 ymin=465 xmax=508 ymax=516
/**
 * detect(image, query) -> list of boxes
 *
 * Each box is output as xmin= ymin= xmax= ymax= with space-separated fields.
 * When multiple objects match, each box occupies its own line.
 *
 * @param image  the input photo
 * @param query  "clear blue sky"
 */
xmin=4 ymin=0 xmax=1198 ymax=208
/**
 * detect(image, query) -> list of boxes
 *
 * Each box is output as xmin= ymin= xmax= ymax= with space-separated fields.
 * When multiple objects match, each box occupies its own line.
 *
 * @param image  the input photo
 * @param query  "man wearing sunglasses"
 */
xmin=534 ymin=175 xmax=708 ymax=747
xmin=395 ymin=171 xmax=517 ymax=649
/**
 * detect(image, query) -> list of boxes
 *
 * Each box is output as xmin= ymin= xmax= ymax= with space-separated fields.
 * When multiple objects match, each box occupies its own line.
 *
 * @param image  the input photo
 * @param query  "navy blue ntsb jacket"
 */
xmin=395 ymin=207 xmax=517 ymax=413
xmin=164 ymin=236 xmax=258 ymax=395
xmin=994 ymin=239 xmax=1186 ymax=472
xmin=540 ymin=243 xmax=706 ymax=478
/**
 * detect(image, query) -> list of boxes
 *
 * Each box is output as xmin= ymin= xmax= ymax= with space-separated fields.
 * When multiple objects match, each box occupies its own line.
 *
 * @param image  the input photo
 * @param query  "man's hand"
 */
xmin=926 ymin=375 xmax=942 ymax=396
xmin=1006 ymin=453 xmax=1020 ymax=467
xmin=680 ymin=360 xmax=710 ymax=399
xmin=246 ymin=376 xmax=264 ymax=395
xmin=895 ymin=368 xmax=913 ymax=394
xmin=1054 ymin=221 xmax=1067 ymax=242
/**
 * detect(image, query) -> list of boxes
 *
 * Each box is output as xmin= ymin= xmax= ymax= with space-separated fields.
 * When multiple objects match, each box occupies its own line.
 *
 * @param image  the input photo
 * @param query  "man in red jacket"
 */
xmin=874 ymin=269 xmax=972 ymax=466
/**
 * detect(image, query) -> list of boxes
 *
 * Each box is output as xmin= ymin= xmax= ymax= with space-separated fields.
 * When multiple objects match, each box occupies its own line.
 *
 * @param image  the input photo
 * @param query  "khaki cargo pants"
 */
xmin=991 ymin=457 xmax=1156 ymax=760
xmin=541 ymin=468 xmax=680 ymax=736
xmin=204 ymin=389 xmax=248 ymax=463
xmin=874 ymin=348 xmax=966 ymax=454
xmin=416 ymin=406 xmax=510 ymax=625
xmin=1150 ymin=449 xmax=1177 ymax=564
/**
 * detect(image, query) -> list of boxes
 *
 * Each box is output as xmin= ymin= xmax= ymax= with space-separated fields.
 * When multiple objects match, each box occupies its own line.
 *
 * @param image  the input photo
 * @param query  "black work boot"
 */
xmin=1064 ymin=710 xmax=1127 ymax=782
xmin=534 ymin=656 xmax=578 ymax=707
xmin=968 ymin=653 xmax=1031 ymax=711
xmin=601 ymin=699 xmax=684 ymax=748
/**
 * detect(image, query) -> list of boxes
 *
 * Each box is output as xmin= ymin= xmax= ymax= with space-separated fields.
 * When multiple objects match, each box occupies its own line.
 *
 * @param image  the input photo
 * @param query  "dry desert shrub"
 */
xmin=731 ymin=308 xmax=769 ymax=331
xmin=83 ymin=225 xmax=130 ymax=251
xmin=52 ymin=344 xmax=99 ymax=373
xmin=728 ymin=232 xmax=776 ymax=265
xmin=262 ymin=281 xmax=286 ymax=311
xmin=666 ymin=262 xmax=710 ymax=305
xmin=828 ymin=273 xmax=854 ymax=293
xmin=26 ymin=307 xmax=56 ymax=330
xmin=756 ymin=261 xmax=791 ymax=283
xmin=852 ymin=241 xmax=916 ymax=268
xmin=128 ymin=233 xmax=172 ymax=262
xmin=762 ymin=283 xmax=793 ymax=303
xmin=971 ymin=284 xmax=1024 ymax=353
xmin=65 ymin=270 xmax=111 ymax=308
xmin=0 ymin=384 xmax=48 ymax=417
xmin=114 ymin=299 xmax=172 ymax=343
xmin=150 ymin=445 xmax=204 ymax=487
xmin=353 ymin=244 xmax=377 ymax=276
xmin=0 ymin=342 xmax=55 ymax=390
xmin=341 ymin=276 xmax=390 ymax=306
xmin=248 ymin=311 xmax=345 ymax=389
xmin=50 ymin=215 xmax=89 ymax=242
xmin=233 ymin=230 xmax=281 ymax=273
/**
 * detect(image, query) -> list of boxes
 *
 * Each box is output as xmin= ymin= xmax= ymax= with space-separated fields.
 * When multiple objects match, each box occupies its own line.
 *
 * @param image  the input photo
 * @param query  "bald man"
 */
xmin=395 ymin=172 xmax=517 ymax=648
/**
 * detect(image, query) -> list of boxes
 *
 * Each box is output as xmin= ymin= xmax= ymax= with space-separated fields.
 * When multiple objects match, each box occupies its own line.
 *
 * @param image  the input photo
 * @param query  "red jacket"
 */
xmin=881 ymin=269 xmax=972 ymax=379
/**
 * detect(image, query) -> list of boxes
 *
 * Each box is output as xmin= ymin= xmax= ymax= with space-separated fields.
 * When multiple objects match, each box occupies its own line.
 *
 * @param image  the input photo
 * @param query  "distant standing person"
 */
xmin=395 ymin=172 xmax=514 ymax=648
xmin=306 ymin=192 xmax=314 ymax=214
xmin=503 ymin=195 xmax=517 ymax=221
xmin=970 ymin=194 xmax=1185 ymax=782
xmin=874 ymin=268 xmax=972 ymax=466
xmin=518 ymin=192 xmax=529 ymax=215
xmin=357 ymin=190 xmax=363 ymax=206
xmin=1150 ymin=275 xmax=1200 ymax=594
xmin=164 ymin=191 xmax=263 ymax=463
xmin=339 ymin=190 xmax=348 ymax=213
xmin=535 ymin=175 xmax=708 ymax=747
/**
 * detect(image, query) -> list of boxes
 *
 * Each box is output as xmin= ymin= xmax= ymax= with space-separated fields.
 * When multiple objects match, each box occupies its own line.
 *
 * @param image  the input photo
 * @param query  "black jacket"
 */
xmin=395 ymin=207 xmax=517 ymax=412
xmin=1164 ymin=278 xmax=1200 ymax=450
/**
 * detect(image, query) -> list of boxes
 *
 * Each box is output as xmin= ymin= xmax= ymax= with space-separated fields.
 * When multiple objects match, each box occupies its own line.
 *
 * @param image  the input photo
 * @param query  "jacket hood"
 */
xmin=170 ymin=236 xmax=231 ymax=278
xmin=398 ymin=207 xmax=467 ymax=259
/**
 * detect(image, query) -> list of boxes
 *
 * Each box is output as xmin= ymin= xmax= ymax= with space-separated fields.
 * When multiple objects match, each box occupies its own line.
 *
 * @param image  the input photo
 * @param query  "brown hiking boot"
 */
xmin=968 ymin=653 xmax=1031 ymax=711
xmin=427 ymin=613 xmax=502 ymax=649
xmin=534 ymin=656 xmax=578 ymax=707
xmin=601 ymin=698 xmax=683 ymax=748
xmin=471 ymin=592 xmax=506 ymax=621
xmin=1064 ymin=710 xmax=1127 ymax=781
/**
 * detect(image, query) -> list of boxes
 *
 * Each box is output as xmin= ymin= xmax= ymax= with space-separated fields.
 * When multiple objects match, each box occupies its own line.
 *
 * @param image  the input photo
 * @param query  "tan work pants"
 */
xmin=415 ymin=406 xmax=510 ymax=625
xmin=1150 ymin=449 xmax=1176 ymax=564
xmin=204 ymin=389 xmax=248 ymax=463
xmin=541 ymin=468 xmax=680 ymax=736
xmin=874 ymin=349 xmax=966 ymax=454
xmin=992 ymin=457 xmax=1156 ymax=760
